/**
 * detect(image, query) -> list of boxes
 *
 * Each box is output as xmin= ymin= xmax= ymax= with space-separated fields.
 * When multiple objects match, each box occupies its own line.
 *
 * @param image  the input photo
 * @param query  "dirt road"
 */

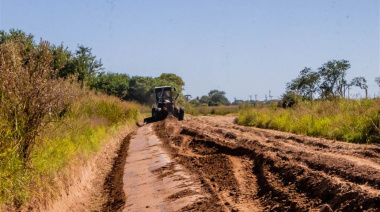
xmin=119 ymin=116 xmax=380 ymax=212
xmin=122 ymin=125 xmax=206 ymax=211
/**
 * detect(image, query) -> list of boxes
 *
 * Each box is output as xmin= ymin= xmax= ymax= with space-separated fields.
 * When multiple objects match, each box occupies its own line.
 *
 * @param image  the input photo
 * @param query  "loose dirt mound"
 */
xmin=154 ymin=116 xmax=380 ymax=212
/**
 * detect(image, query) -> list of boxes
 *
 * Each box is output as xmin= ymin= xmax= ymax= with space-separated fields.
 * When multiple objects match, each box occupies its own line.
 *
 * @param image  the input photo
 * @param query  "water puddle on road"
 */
xmin=123 ymin=125 xmax=205 ymax=212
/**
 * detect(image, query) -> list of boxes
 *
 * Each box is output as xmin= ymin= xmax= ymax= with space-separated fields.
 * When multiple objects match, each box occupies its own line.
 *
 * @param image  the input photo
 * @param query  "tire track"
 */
xmin=155 ymin=116 xmax=380 ymax=212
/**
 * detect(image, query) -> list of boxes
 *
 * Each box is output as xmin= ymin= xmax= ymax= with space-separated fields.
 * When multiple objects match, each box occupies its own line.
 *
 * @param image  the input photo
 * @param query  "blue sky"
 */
xmin=1 ymin=0 xmax=379 ymax=100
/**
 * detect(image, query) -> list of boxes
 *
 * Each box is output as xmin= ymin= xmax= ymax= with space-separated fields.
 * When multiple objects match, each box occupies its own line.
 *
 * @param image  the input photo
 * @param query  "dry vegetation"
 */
xmin=0 ymin=38 xmax=140 ymax=208
xmin=238 ymin=99 xmax=380 ymax=143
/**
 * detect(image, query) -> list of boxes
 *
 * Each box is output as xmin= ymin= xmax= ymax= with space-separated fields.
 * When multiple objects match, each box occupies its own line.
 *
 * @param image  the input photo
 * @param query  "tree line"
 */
xmin=1 ymin=29 xmax=186 ymax=106
xmin=283 ymin=59 xmax=378 ymax=107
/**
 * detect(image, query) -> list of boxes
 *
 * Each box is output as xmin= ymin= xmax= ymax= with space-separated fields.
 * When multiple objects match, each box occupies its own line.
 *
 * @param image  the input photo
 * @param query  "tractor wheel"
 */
xmin=178 ymin=107 xmax=184 ymax=121
xmin=152 ymin=108 xmax=156 ymax=117
xmin=155 ymin=108 xmax=162 ymax=120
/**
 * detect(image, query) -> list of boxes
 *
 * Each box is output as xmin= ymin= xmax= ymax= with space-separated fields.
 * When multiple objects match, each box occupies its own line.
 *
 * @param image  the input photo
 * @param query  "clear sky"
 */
xmin=1 ymin=0 xmax=379 ymax=101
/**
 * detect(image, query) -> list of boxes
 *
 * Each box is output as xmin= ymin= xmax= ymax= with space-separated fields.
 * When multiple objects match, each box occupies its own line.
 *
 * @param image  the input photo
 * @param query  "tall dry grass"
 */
xmin=0 ymin=38 xmax=140 ymax=207
xmin=238 ymin=99 xmax=380 ymax=143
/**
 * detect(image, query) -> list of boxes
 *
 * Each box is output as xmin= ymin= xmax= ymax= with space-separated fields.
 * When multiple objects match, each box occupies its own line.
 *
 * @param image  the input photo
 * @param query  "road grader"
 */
xmin=144 ymin=86 xmax=184 ymax=123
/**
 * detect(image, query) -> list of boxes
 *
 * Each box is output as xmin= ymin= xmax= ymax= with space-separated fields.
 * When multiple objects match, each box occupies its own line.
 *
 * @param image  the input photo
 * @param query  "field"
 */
xmin=238 ymin=99 xmax=380 ymax=143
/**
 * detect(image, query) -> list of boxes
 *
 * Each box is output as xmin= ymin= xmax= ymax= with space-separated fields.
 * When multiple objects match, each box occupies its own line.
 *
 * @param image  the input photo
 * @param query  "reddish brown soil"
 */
xmin=154 ymin=116 xmax=380 ymax=212
xmin=103 ymin=132 xmax=135 ymax=211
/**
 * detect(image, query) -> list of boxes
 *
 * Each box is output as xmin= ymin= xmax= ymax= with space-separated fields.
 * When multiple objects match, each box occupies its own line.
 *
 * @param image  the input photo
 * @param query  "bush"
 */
xmin=0 ymin=36 xmax=141 ymax=207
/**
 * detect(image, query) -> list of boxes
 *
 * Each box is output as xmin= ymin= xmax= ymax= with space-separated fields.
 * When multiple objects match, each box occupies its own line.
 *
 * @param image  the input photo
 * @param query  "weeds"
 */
xmin=0 ymin=38 xmax=140 ymax=207
xmin=238 ymin=99 xmax=380 ymax=143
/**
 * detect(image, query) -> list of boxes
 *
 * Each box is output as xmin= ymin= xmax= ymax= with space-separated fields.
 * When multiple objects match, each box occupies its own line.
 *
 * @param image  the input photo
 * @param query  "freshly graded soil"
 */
xmin=151 ymin=116 xmax=380 ymax=212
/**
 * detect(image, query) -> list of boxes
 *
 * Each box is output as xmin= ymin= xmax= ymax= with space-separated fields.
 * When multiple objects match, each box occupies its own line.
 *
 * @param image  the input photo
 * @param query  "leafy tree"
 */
xmin=90 ymin=72 xmax=130 ymax=99
xmin=318 ymin=60 xmax=351 ymax=99
xmin=0 ymin=39 xmax=79 ymax=160
xmin=154 ymin=73 xmax=185 ymax=94
xmin=286 ymin=67 xmax=320 ymax=100
xmin=350 ymin=77 xmax=368 ymax=98
xmin=0 ymin=29 xmax=34 ymax=50
xmin=207 ymin=90 xmax=230 ymax=106
xmin=58 ymin=45 xmax=103 ymax=83
xmin=51 ymin=44 xmax=72 ymax=71
xmin=199 ymin=95 xmax=210 ymax=104
xmin=126 ymin=76 xmax=155 ymax=104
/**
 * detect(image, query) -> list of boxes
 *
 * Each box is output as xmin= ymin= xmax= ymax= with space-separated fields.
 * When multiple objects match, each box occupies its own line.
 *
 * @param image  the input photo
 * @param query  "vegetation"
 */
xmin=238 ymin=59 xmax=380 ymax=144
xmin=189 ymin=89 xmax=230 ymax=106
xmin=238 ymin=99 xmax=380 ymax=143
xmin=285 ymin=60 xmax=367 ymax=103
xmin=0 ymin=29 xmax=140 ymax=207
xmin=125 ymin=73 xmax=185 ymax=105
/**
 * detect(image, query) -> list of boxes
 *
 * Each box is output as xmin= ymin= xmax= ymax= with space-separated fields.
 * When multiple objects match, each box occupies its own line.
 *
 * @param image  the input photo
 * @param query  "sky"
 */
xmin=0 ymin=0 xmax=379 ymax=101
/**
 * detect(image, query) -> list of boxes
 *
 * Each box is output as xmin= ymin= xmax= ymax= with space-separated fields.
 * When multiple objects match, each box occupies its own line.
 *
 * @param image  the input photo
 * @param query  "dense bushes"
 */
xmin=0 ymin=30 xmax=140 ymax=207
xmin=238 ymin=99 xmax=380 ymax=143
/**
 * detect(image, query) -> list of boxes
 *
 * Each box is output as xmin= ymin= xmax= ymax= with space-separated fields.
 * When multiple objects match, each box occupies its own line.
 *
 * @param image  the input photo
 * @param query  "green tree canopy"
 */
xmin=286 ymin=67 xmax=320 ymax=100
xmin=154 ymin=73 xmax=185 ymax=94
xmin=90 ymin=72 xmax=130 ymax=99
xmin=318 ymin=59 xmax=351 ymax=99
xmin=350 ymin=77 xmax=368 ymax=98
xmin=58 ymin=45 xmax=103 ymax=83
xmin=207 ymin=90 xmax=230 ymax=106
xmin=126 ymin=76 xmax=155 ymax=104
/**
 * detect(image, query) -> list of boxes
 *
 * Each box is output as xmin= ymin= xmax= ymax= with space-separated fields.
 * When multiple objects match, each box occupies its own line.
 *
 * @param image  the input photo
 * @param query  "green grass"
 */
xmin=238 ymin=99 xmax=380 ymax=143
xmin=0 ymin=93 xmax=140 ymax=207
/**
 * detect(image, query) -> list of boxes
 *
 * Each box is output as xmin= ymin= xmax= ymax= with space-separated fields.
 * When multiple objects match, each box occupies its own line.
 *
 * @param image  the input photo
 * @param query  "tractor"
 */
xmin=145 ymin=86 xmax=184 ymax=123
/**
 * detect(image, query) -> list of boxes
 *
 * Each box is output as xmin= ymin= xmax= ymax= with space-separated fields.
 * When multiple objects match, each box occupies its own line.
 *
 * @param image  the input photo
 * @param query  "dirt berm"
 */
xmin=153 ymin=116 xmax=380 ymax=212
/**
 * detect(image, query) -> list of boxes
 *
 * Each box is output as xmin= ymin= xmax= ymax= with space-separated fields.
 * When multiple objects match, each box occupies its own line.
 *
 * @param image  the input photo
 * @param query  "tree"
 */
xmin=154 ymin=73 xmax=185 ymax=94
xmin=350 ymin=77 xmax=368 ymax=98
xmin=375 ymin=77 xmax=380 ymax=88
xmin=126 ymin=76 xmax=155 ymax=104
xmin=199 ymin=95 xmax=210 ymax=105
xmin=286 ymin=67 xmax=320 ymax=100
xmin=0 ymin=29 xmax=34 ymax=49
xmin=207 ymin=90 xmax=230 ymax=106
xmin=90 ymin=72 xmax=130 ymax=99
xmin=51 ymin=44 xmax=72 ymax=71
xmin=0 ymin=39 xmax=78 ymax=160
xmin=318 ymin=60 xmax=351 ymax=99
xmin=58 ymin=45 xmax=103 ymax=83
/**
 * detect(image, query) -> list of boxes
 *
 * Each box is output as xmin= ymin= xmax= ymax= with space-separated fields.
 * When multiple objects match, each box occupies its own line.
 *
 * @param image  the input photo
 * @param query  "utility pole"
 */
xmin=269 ymin=90 xmax=273 ymax=101
xmin=265 ymin=94 xmax=267 ymax=102
xmin=249 ymin=95 xmax=252 ymax=103
xmin=184 ymin=95 xmax=192 ymax=101
xmin=255 ymin=94 xmax=257 ymax=102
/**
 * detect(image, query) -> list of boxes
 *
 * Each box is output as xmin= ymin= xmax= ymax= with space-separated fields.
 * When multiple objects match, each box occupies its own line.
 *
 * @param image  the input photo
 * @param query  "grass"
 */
xmin=237 ymin=99 xmax=380 ymax=143
xmin=0 ymin=93 xmax=140 ymax=207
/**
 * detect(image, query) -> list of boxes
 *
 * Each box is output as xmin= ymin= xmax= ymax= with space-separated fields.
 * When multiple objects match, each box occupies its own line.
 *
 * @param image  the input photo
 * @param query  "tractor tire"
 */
xmin=178 ymin=107 xmax=184 ymax=121
xmin=152 ymin=108 xmax=156 ymax=117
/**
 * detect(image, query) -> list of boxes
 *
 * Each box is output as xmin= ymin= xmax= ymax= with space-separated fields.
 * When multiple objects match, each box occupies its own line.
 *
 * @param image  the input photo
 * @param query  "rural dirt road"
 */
xmin=116 ymin=116 xmax=380 ymax=212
